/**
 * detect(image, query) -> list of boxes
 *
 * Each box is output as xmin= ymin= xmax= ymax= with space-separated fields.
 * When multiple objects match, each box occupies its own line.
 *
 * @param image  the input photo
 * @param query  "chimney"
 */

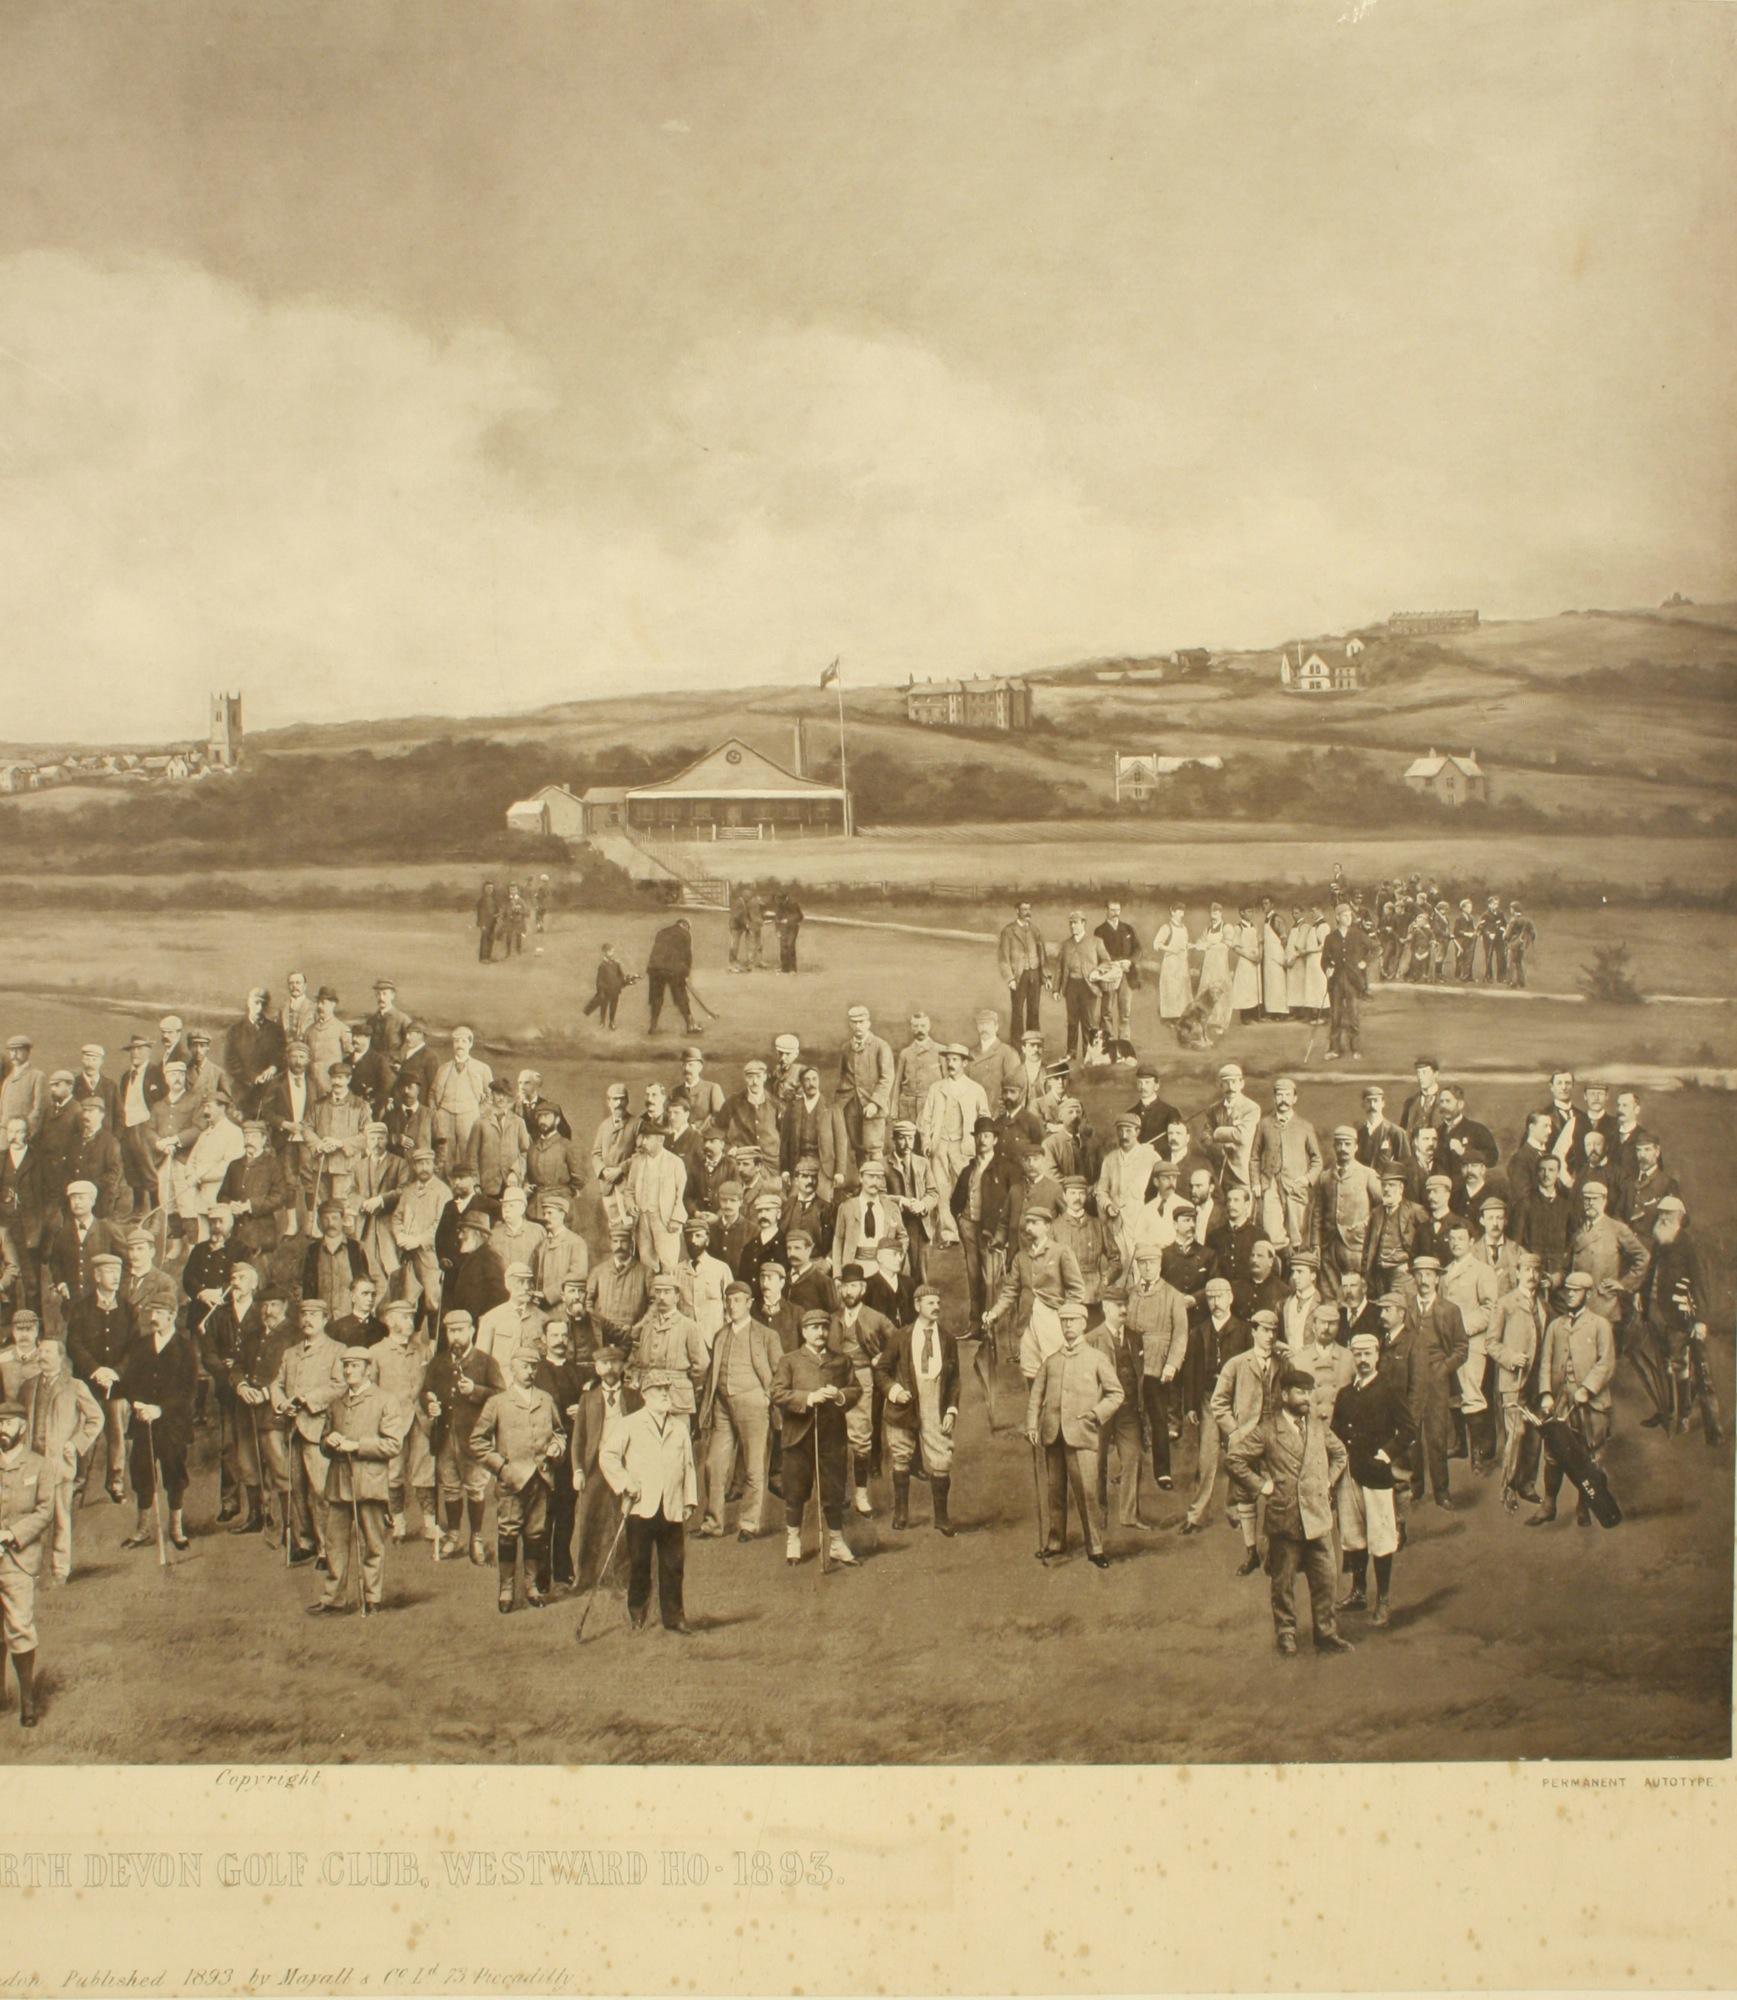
xmin=791 ymin=720 xmax=805 ymax=777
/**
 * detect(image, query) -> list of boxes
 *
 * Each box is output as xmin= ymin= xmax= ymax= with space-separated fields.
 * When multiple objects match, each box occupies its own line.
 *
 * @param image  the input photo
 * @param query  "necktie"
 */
xmin=923 ymin=1326 xmax=936 ymax=1371
xmin=863 ymin=1201 xmax=877 ymax=1236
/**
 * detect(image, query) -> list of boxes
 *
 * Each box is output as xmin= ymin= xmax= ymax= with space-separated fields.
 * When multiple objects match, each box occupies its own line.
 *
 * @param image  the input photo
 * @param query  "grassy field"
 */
xmin=652 ymin=824 xmax=1737 ymax=896
xmin=2 ymin=901 xmax=1734 ymax=1069
xmin=0 ymin=887 xmax=1734 ymax=1767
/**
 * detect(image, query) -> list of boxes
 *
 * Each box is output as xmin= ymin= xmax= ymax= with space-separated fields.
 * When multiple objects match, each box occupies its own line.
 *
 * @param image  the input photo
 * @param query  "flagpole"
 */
xmin=830 ymin=657 xmax=852 ymax=838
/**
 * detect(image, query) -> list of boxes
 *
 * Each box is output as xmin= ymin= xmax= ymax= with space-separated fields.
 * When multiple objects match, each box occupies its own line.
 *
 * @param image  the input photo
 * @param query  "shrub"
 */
xmin=1580 ymin=942 xmax=1645 ymax=1006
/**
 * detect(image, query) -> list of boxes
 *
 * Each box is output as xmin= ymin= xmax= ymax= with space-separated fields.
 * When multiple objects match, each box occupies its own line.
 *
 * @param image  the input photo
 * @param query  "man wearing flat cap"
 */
xmin=216 ymin=1114 xmax=291 ymax=1269
xmin=65 ymin=1253 xmax=134 ymax=1504
xmin=771 ymin=1309 xmax=862 ymax=1568
xmin=624 ymin=1119 xmax=687 ymax=1277
xmin=1026 ymin=1299 xmax=1121 ymax=1567
xmin=1094 ymin=1111 xmax=1156 ymax=1269
xmin=585 ymin=1227 xmax=649 ymax=1354
xmin=64 ymin=1095 xmax=129 ymax=1223
xmin=1310 ymin=1126 xmax=1385 ymax=1299
xmin=71 ymin=1044 xmax=119 ymax=1130
xmin=180 ymin=1026 xmax=231 ymax=1112
xmin=0 ymin=1037 xmax=46 ymax=1143
xmin=478 ymin=1261 xmax=545 ymax=1381
xmin=599 ymin=1366 xmax=697 ymax=1630
xmin=309 ymin=1345 xmax=403 ymax=1614
xmin=224 ymin=988 xmax=286 ymax=1121
xmin=697 ymin=1280 xmax=779 ymax=1540
xmin=918 ymin=1044 xmax=989 ymax=1247
xmin=473 ymin=1346 xmax=566 ymax=1611
xmin=626 ymin=1273 xmax=707 ymax=1418
xmin=0 ymin=1397 xmax=52 ymax=1725
xmin=37 ymin=1070 xmax=83 ymax=1196
xmin=1054 ymin=909 xmax=1112 ymax=1061
xmin=196 ymin=1259 xmax=261 ymax=1524
xmin=0 ymin=1111 xmax=52 ymax=1319
xmin=1407 ymin=1256 xmax=1469 ymax=1509
xmin=419 ymin=1309 xmax=502 ymax=1562
xmin=1527 ymin=1270 xmax=1616 ymax=1528
xmin=228 ymin=1285 xmax=299 ymax=1537
xmin=271 ymin=1296 xmax=348 ymax=1566
xmin=836 ymin=1006 xmax=895 ymax=1168
xmin=388 ymin=1146 xmax=450 ymax=1328
xmin=45 ymin=1182 xmax=129 ymax=1334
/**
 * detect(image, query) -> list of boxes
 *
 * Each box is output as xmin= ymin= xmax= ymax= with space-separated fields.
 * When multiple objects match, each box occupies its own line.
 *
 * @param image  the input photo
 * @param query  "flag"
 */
xmin=819 ymin=659 xmax=840 ymax=690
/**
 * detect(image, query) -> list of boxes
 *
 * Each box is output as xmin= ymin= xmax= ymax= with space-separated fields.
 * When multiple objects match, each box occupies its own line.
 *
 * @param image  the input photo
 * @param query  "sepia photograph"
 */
xmin=0 ymin=0 xmax=1732 ymax=1815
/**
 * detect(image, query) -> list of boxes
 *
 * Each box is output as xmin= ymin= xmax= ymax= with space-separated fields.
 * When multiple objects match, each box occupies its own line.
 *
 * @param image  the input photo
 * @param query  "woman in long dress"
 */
xmin=1285 ymin=908 xmax=1309 ymax=1014
xmin=1260 ymin=904 xmax=1290 ymax=1018
xmin=1152 ymin=906 xmax=1192 ymax=1022
xmin=1229 ymin=908 xmax=1263 ymax=1023
xmin=1195 ymin=902 xmax=1234 ymax=1036
xmin=1301 ymin=906 xmax=1330 ymax=1016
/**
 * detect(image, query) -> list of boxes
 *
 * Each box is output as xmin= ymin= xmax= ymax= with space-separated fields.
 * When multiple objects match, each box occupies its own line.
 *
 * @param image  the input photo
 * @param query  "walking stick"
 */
xmin=143 ymin=1416 xmax=171 ymax=1571
xmin=248 ymin=1401 xmax=273 ymax=1532
xmin=1030 ymin=1436 xmax=1051 ymax=1558
xmin=972 ymin=1338 xmax=1000 ymax=1433
xmin=284 ymin=1416 xmax=299 ymax=1567
xmin=814 ymin=1415 xmax=830 ymax=1575
xmin=574 ymin=1498 xmax=630 ymax=1643
xmin=348 ymin=1469 xmax=368 ymax=1618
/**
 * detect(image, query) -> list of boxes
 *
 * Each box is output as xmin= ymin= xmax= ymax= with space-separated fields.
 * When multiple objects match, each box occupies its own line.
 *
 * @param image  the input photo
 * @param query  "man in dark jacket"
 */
xmin=1321 ymin=904 xmax=1370 ymax=1061
xmin=949 ymin=1120 xmax=1021 ymax=1330
xmin=1331 ymin=1330 xmax=1419 ymax=1626
xmin=645 ymin=919 xmax=700 ymax=1035
xmin=224 ymin=989 xmax=286 ymax=1119
xmin=873 ymin=1284 xmax=960 ymax=1534
xmin=64 ymin=1099 xmax=130 ymax=1221
xmin=581 ymin=945 xmax=632 ymax=1029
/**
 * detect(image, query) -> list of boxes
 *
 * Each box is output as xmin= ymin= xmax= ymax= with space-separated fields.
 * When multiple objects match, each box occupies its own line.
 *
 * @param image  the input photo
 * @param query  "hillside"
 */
xmin=2 ymin=606 xmax=1732 ymax=866
xmin=241 ymin=602 xmax=1737 ymax=806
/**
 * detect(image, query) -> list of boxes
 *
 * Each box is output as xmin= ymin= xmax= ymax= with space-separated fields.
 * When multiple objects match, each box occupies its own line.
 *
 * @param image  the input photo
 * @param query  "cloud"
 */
xmin=0 ymin=249 xmax=1730 ymax=743
xmin=0 ymin=253 xmax=1176 ymax=737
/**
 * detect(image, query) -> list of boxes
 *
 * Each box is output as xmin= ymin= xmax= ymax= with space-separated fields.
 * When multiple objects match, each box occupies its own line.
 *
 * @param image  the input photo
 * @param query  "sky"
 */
xmin=1 ymin=0 xmax=1733 ymax=741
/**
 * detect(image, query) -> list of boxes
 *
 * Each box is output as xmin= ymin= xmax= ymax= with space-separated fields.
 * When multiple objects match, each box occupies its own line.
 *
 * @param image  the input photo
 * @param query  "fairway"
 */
xmin=0 ymin=909 xmax=1732 ymax=1767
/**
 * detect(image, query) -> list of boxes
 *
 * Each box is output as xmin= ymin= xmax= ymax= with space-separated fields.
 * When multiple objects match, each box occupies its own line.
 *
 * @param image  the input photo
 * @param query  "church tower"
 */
xmin=209 ymin=691 xmax=243 ymax=768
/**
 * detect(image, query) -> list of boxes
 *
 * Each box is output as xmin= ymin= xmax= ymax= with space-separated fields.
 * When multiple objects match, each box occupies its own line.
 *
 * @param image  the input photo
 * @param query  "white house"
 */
xmin=1113 ymin=750 xmax=1224 ymax=804
xmin=505 ymin=784 xmax=589 ymax=840
xmin=1403 ymin=749 xmax=1487 ymax=806
xmin=1280 ymin=648 xmax=1362 ymax=694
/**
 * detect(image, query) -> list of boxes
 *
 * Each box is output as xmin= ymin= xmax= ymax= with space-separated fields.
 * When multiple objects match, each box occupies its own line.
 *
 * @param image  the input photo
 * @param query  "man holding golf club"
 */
xmin=309 ymin=1345 xmax=403 ymax=1616
xmin=597 ymin=1367 xmax=696 ymax=1632
xmin=771 ymin=1308 xmax=861 ymax=1570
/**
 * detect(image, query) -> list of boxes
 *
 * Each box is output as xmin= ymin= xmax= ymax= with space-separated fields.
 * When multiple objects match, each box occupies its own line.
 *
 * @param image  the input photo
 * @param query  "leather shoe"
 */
xmin=304 ymin=1602 xmax=347 ymax=1617
xmin=1235 ymin=1550 xmax=1261 ymax=1576
xmin=1276 ymin=1633 xmax=1298 ymax=1657
xmin=1314 ymin=1634 xmax=1355 ymax=1656
xmin=665 ymin=1619 xmax=692 ymax=1635
xmin=1432 ymin=1497 xmax=1454 ymax=1512
xmin=1088 ymin=1553 xmax=1110 ymax=1569
xmin=1178 ymin=1519 xmax=1201 ymax=1536
xmin=1525 ymin=1508 xmax=1556 ymax=1527
xmin=737 ymin=1530 xmax=757 ymax=1543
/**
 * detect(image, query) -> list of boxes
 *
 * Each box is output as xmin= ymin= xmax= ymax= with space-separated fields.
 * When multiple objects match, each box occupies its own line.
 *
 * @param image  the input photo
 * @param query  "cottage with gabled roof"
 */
xmin=1402 ymin=748 xmax=1486 ymax=806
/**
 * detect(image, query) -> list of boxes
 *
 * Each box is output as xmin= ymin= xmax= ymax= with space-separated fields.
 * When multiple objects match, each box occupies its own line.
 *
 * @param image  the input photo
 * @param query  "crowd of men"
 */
xmin=0 ymin=954 xmax=1720 ymax=1724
